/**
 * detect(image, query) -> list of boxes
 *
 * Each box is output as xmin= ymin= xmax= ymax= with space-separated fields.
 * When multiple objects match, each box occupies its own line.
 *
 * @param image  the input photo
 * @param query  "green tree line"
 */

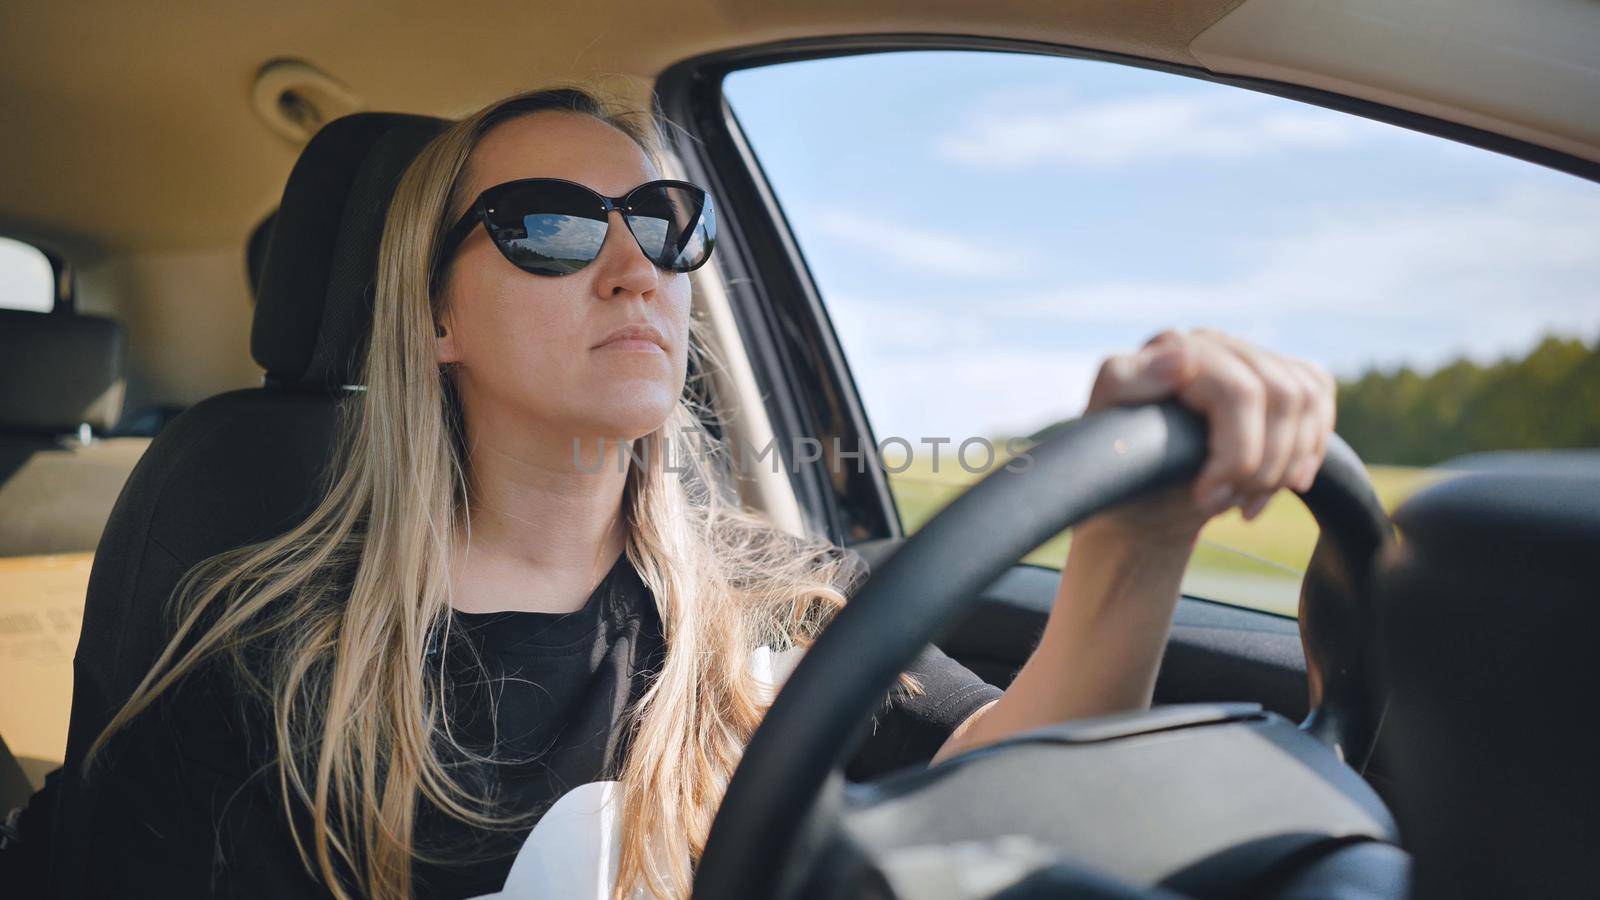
xmin=1337 ymin=333 xmax=1600 ymax=466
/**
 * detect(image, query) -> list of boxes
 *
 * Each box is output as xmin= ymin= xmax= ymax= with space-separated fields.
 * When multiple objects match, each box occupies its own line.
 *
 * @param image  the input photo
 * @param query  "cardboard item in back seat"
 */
xmin=0 ymin=551 xmax=90 ymax=788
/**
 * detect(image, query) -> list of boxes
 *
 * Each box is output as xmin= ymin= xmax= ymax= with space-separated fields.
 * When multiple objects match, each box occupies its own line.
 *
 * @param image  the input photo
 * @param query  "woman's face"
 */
xmin=436 ymin=111 xmax=692 ymax=451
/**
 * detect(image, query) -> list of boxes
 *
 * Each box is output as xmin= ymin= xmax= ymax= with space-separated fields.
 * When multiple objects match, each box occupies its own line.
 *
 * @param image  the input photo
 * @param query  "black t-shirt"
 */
xmin=74 ymin=550 xmax=1002 ymax=899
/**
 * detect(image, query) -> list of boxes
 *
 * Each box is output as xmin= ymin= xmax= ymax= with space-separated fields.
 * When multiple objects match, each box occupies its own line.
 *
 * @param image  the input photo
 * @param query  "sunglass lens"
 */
xmin=484 ymin=181 xmax=608 ymax=276
xmin=624 ymin=185 xmax=716 ymax=273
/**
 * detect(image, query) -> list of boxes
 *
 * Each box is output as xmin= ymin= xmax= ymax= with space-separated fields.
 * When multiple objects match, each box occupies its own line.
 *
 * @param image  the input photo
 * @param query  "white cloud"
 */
xmin=824 ymin=290 xmax=1099 ymax=438
xmin=826 ymin=294 xmax=998 ymax=355
xmin=809 ymin=209 xmax=1037 ymax=277
xmin=823 ymin=184 xmax=1600 ymax=439
xmin=851 ymin=348 xmax=1104 ymax=443
xmin=998 ymin=183 xmax=1600 ymax=331
xmin=935 ymin=90 xmax=1382 ymax=169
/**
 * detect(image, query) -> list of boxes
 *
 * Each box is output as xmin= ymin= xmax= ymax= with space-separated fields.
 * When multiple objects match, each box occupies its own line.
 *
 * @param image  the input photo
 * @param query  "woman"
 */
xmin=79 ymin=85 xmax=1335 ymax=900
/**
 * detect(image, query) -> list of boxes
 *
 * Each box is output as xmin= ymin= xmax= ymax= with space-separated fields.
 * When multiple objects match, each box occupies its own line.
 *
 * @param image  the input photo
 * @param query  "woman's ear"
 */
xmin=435 ymin=311 xmax=461 ymax=367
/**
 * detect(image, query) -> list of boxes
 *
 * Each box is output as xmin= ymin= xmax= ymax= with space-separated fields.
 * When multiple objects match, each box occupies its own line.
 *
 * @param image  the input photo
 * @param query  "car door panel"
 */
xmin=853 ymin=536 xmax=1310 ymax=720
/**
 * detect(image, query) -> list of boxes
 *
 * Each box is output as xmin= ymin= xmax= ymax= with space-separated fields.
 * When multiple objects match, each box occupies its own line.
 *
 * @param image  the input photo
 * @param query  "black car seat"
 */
xmin=246 ymin=209 xmax=278 ymax=300
xmin=0 ymin=308 xmax=141 ymax=816
xmin=48 ymin=112 xmax=448 ymax=899
xmin=0 ymin=308 xmax=135 ymax=557
xmin=0 ymin=299 xmax=135 ymax=894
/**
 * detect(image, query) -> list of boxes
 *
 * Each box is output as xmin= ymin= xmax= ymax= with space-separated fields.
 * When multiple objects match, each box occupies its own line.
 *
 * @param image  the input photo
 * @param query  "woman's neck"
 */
xmin=449 ymin=421 xmax=633 ymax=615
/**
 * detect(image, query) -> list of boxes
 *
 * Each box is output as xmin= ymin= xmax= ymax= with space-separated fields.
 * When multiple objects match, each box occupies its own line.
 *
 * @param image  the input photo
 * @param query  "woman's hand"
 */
xmin=1079 ymin=328 xmax=1338 ymax=543
xmin=932 ymin=329 xmax=1339 ymax=764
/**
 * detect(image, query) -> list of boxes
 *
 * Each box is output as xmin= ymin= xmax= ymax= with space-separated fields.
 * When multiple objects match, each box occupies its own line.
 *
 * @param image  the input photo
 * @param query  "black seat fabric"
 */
xmin=0 ymin=309 xmax=125 ymax=437
xmin=252 ymin=114 xmax=449 ymax=390
xmin=245 ymin=210 xmax=277 ymax=300
xmin=0 ymin=308 xmax=139 ymax=555
xmin=1377 ymin=469 xmax=1600 ymax=899
xmin=49 ymin=112 xmax=448 ymax=898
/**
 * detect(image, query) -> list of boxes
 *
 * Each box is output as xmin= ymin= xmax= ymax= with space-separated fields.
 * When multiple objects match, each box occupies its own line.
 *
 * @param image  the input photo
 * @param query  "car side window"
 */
xmin=0 ymin=236 xmax=56 ymax=312
xmin=724 ymin=50 xmax=1600 ymax=617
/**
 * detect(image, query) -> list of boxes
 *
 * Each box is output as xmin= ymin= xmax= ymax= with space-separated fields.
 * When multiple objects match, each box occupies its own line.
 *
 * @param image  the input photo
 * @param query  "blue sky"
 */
xmin=723 ymin=51 xmax=1600 ymax=443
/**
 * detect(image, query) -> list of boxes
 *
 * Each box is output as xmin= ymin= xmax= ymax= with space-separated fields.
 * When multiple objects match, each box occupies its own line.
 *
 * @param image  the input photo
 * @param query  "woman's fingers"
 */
xmin=1085 ymin=330 xmax=1197 ymax=413
xmin=1239 ymin=492 xmax=1273 ymax=522
xmin=1173 ymin=335 xmax=1268 ymax=517
xmin=1083 ymin=328 xmax=1337 ymax=524
xmin=1176 ymin=329 xmax=1335 ymax=520
xmin=1223 ymin=342 xmax=1302 ymax=489
xmin=1292 ymin=359 xmax=1338 ymax=491
xmin=1193 ymin=329 xmax=1319 ymax=518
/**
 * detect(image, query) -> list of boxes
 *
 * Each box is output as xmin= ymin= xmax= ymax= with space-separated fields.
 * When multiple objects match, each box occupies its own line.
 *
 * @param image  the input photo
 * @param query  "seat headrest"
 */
xmin=252 ymin=113 xmax=448 ymax=390
xmin=0 ymin=309 xmax=125 ymax=434
xmin=245 ymin=209 xmax=276 ymax=301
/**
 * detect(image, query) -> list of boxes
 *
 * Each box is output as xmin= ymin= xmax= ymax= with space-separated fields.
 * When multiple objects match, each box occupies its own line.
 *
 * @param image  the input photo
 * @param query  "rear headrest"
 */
xmin=0 ymin=309 xmax=125 ymax=434
xmin=252 ymin=112 xmax=448 ymax=390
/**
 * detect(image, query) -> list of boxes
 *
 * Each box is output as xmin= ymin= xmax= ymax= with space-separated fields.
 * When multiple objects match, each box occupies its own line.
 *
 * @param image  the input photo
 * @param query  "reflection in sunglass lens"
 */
xmin=485 ymin=181 xmax=608 ymax=276
xmin=624 ymin=185 xmax=716 ymax=272
xmin=499 ymin=214 xmax=607 ymax=275
xmin=481 ymin=180 xmax=716 ymax=276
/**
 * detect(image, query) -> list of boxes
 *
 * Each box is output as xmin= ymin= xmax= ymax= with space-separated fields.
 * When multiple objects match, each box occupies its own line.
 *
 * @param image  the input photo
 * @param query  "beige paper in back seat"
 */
xmin=0 ymin=552 xmax=90 ymax=787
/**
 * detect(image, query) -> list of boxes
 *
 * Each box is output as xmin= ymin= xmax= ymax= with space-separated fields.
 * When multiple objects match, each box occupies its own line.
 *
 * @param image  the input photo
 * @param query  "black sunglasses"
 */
xmin=435 ymin=177 xmax=717 ymax=279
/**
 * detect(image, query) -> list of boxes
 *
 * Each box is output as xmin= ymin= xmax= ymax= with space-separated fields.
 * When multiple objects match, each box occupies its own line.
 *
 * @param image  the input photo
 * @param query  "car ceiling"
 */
xmin=0 ymin=0 xmax=1248 ymax=257
xmin=5 ymin=0 xmax=1596 ymax=259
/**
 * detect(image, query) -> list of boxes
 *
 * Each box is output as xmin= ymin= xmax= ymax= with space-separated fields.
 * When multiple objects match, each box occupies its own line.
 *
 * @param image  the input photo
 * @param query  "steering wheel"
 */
xmin=694 ymin=401 xmax=1397 ymax=899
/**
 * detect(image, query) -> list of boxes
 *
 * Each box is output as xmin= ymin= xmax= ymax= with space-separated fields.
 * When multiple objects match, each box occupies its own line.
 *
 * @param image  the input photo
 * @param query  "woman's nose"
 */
xmin=594 ymin=211 xmax=660 ymax=298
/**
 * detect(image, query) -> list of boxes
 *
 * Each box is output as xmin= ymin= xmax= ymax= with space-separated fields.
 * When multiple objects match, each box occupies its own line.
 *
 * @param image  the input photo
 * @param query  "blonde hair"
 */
xmin=85 ymin=83 xmax=918 ymax=899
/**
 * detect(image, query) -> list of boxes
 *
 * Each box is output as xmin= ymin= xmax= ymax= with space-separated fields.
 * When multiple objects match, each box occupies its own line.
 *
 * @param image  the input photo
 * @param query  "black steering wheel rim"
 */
xmin=694 ymin=401 xmax=1394 ymax=899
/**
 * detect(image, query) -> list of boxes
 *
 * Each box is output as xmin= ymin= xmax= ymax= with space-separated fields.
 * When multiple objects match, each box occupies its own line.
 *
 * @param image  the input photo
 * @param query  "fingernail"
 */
xmin=1149 ymin=346 xmax=1190 ymax=380
xmin=1148 ymin=349 xmax=1181 ymax=378
xmin=1242 ymin=494 xmax=1270 ymax=521
xmin=1200 ymin=484 xmax=1233 ymax=515
xmin=1292 ymin=460 xmax=1316 ymax=492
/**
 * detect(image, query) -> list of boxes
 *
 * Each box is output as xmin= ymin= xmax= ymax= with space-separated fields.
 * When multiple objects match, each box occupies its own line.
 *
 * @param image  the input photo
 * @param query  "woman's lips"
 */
xmin=595 ymin=338 xmax=664 ymax=353
xmin=593 ymin=322 xmax=668 ymax=353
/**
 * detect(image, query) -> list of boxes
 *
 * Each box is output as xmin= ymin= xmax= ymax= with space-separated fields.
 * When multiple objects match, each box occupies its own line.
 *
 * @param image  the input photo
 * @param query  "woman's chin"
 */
xmin=576 ymin=398 xmax=678 ymax=443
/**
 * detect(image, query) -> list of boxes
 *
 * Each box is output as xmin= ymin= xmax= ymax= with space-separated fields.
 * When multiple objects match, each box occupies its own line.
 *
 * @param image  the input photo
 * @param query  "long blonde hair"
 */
xmin=86 ymin=83 xmax=915 ymax=899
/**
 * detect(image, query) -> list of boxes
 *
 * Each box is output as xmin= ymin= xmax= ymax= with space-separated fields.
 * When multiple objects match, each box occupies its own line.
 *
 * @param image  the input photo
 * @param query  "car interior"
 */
xmin=2 ymin=1 xmax=1597 ymax=898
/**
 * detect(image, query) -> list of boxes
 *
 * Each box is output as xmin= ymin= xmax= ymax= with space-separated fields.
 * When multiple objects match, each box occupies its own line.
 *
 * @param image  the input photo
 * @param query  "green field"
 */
xmin=882 ymin=448 xmax=1449 ymax=618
